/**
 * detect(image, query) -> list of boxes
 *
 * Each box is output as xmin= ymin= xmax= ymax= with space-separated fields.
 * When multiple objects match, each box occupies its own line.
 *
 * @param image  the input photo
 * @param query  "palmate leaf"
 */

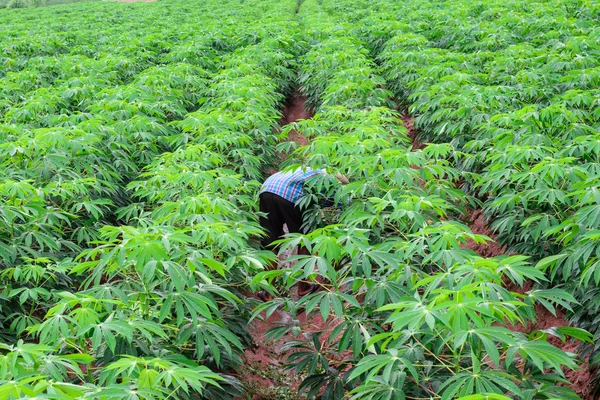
xmin=161 ymin=291 xmax=218 ymax=326
xmin=0 ymin=376 xmax=47 ymax=399
xmin=456 ymin=394 xmax=512 ymax=400
xmin=327 ymin=317 xmax=376 ymax=359
xmin=195 ymin=283 xmax=241 ymax=309
xmin=100 ymin=356 xmax=223 ymax=396
xmin=79 ymin=318 xmax=135 ymax=354
xmin=36 ymin=353 xmax=92 ymax=382
xmin=364 ymin=280 xmax=410 ymax=309
xmin=287 ymin=253 xmax=337 ymax=284
xmin=506 ymin=339 xmax=579 ymax=374
xmin=524 ymin=288 xmax=577 ymax=314
xmin=302 ymin=290 xmax=359 ymax=322
xmin=248 ymin=296 xmax=289 ymax=325
xmin=0 ymin=342 xmax=94 ymax=395
xmin=537 ymin=326 xmax=594 ymax=344
xmin=448 ymin=327 xmax=517 ymax=366
xmin=177 ymin=318 xmax=243 ymax=366
xmin=349 ymin=373 xmax=407 ymax=400
xmin=495 ymin=255 xmax=547 ymax=285
xmin=581 ymin=258 xmax=600 ymax=287
xmin=349 ymin=349 xmax=418 ymax=384
xmin=439 ymin=370 xmax=523 ymax=400
xmin=379 ymin=299 xmax=436 ymax=331
xmin=433 ymin=294 xmax=522 ymax=331
xmin=284 ymin=332 xmax=333 ymax=377
xmin=535 ymin=253 xmax=567 ymax=273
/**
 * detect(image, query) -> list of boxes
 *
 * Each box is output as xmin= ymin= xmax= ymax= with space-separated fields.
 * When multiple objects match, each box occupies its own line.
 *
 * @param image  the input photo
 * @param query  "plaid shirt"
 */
xmin=260 ymin=168 xmax=326 ymax=204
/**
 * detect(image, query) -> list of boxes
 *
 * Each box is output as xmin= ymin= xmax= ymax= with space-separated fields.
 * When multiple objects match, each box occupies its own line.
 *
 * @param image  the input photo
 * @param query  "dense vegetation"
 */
xmin=0 ymin=0 xmax=598 ymax=399
xmin=0 ymin=0 xmax=299 ymax=397
xmin=2 ymin=0 xmax=90 ymax=9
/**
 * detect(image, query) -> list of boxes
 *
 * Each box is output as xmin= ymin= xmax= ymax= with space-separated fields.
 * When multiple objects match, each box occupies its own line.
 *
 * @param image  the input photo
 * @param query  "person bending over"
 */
xmin=258 ymin=166 xmax=348 ymax=297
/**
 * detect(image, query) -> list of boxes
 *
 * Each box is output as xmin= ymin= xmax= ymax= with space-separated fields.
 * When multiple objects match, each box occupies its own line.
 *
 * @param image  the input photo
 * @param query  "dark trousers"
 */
xmin=259 ymin=192 xmax=303 ymax=249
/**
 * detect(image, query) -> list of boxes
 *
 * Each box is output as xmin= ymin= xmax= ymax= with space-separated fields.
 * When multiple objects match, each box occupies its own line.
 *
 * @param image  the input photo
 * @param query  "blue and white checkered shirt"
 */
xmin=260 ymin=168 xmax=326 ymax=204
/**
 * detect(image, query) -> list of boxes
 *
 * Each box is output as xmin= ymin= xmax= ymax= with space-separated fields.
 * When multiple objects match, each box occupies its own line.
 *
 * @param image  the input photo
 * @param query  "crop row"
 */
xmin=0 ymin=0 xmax=301 ymax=398
xmin=0 ymin=0 xmax=284 ymax=272
xmin=316 ymin=0 xmax=600 ymax=379
xmin=2 ymin=0 xmax=596 ymax=398
xmin=249 ymin=1 xmax=590 ymax=399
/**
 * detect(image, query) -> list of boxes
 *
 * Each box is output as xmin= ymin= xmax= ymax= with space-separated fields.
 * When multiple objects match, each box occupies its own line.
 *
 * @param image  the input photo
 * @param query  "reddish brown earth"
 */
xmin=281 ymin=93 xmax=313 ymax=125
xmin=402 ymin=110 xmax=424 ymax=150
xmin=264 ymin=93 xmax=311 ymax=176
xmin=238 ymin=92 xmax=324 ymax=399
xmin=239 ymin=308 xmax=306 ymax=399
xmin=462 ymin=208 xmax=506 ymax=258
xmin=240 ymin=302 xmax=342 ymax=399
xmin=281 ymin=92 xmax=311 ymax=147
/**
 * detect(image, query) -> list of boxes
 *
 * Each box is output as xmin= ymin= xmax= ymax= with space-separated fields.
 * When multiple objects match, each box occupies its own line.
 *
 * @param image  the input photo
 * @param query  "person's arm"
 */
xmin=335 ymin=172 xmax=349 ymax=185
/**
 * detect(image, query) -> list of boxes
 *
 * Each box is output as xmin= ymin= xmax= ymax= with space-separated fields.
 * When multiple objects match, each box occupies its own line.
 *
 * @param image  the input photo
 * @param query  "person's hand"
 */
xmin=335 ymin=172 xmax=349 ymax=185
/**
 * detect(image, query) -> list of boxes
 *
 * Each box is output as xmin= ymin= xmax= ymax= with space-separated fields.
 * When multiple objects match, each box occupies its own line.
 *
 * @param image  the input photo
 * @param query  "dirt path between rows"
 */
xmin=401 ymin=110 xmax=424 ymax=150
xmin=237 ymin=91 xmax=316 ymax=400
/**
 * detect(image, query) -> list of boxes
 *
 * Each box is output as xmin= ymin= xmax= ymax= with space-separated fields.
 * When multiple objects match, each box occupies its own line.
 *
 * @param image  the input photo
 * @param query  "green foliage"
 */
xmin=0 ymin=0 xmax=299 ymax=398
xmin=0 ymin=341 xmax=225 ymax=398
xmin=248 ymin=0 xmax=592 ymax=398
xmin=6 ymin=0 xmax=26 ymax=7
xmin=307 ymin=0 xmax=600 ymax=393
xmin=1 ymin=0 xmax=98 ymax=8
xmin=1 ymin=0 xmax=596 ymax=398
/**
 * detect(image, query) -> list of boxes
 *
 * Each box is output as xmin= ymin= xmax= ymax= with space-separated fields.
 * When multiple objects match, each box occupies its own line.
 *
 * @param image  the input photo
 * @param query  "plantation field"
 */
xmin=0 ymin=0 xmax=599 ymax=399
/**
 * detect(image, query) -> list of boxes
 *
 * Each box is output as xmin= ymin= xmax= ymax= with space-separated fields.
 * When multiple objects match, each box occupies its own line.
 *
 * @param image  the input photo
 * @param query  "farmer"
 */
xmin=258 ymin=166 xmax=349 ymax=298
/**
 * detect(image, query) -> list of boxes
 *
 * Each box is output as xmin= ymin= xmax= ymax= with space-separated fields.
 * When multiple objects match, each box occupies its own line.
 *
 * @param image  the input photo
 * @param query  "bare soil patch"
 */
xmin=238 ymin=91 xmax=317 ymax=399
xmin=280 ymin=92 xmax=311 ymax=147
xmin=461 ymin=208 xmax=505 ymax=258
xmin=240 ymin=305 xmax=306 ymax=399
xmin=401 ymin=110 xmax=424 ymax=150
xmin=264 ymin=92 xmax=311 ymax=176
xmin=240 ymin=299 xmax=332 ymax=399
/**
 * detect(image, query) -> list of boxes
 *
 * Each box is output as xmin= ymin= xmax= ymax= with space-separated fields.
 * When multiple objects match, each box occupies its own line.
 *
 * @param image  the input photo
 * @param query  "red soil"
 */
xmin=281 ymin=92 xmax=310 ymax=146
xmin=462 ymin=208 xmax=506 ymax=258
xmin=264 ymin=93 xmax=311 ymax=176
xmin=402 ymin=110 xmax=424 ymax=150
xmin=240 ymin=303 xmax=338 ymax=399
xmin=281 ymin=92 xmax=313 ymax=125
xmin=238 ymin=92 xmax=324 ymax=398
xmin=239 ymin=307 xmax=306 ymax=398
